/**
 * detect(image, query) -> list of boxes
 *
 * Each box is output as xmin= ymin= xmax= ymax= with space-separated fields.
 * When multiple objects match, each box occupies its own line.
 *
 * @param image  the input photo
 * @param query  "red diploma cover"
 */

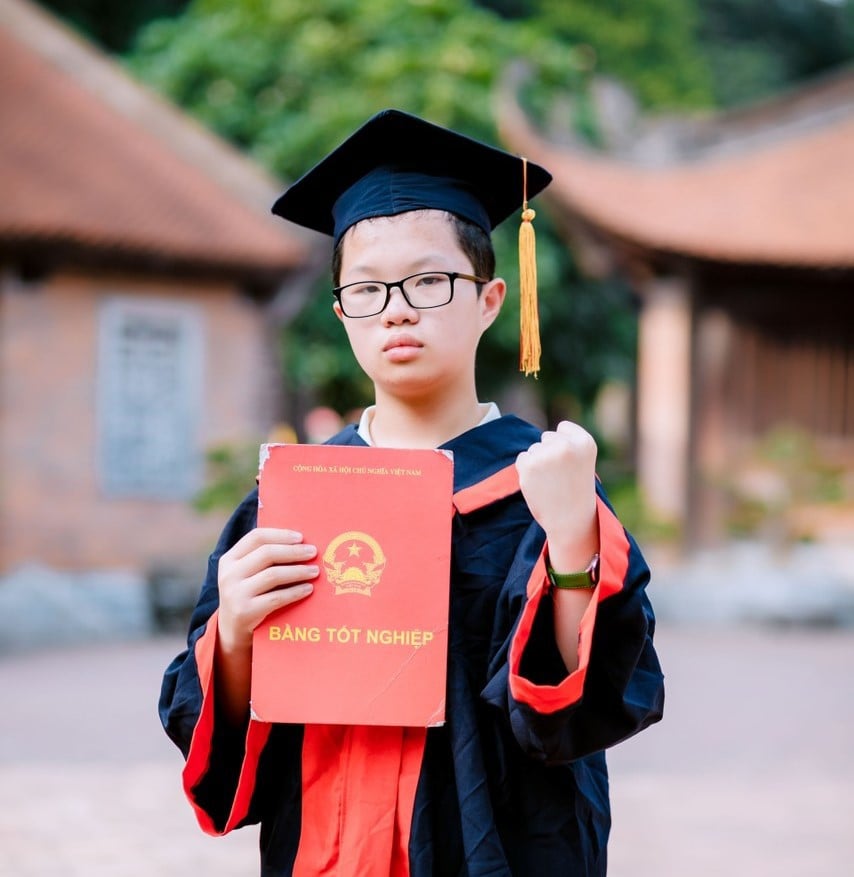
xmin=251 ymin=443 xmax=454 ymax=727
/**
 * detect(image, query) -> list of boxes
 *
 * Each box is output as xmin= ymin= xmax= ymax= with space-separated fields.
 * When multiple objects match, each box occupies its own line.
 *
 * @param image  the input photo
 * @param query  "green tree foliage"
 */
xmin=478 ymin=0 xmax=854 ymax=109
xmin=128 ymin=0 xmax=639 ymax=419
xmin=696 ymin=0 xmax=854 ymax=107
xmin=129 ymin=0 xmax=582 ymax=177
xmin=38 ymin=0 xmax=190 ymax=52
xmin=530 ymin=0 xmax=714 ymax=108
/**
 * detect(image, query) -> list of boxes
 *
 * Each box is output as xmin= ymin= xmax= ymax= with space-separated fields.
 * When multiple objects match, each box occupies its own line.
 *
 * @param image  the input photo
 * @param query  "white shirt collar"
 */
xmin=356 ymin=402 xmax=501 ymax=446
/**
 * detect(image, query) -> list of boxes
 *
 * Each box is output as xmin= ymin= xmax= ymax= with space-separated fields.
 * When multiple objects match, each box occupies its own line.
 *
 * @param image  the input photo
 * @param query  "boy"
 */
xmin=160 ymin=109 xmax=664 ymax=876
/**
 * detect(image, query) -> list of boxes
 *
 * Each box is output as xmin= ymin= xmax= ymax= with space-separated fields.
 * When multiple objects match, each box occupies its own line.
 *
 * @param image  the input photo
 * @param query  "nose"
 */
xmin=381 ymin=283 xmax=419 ymax=324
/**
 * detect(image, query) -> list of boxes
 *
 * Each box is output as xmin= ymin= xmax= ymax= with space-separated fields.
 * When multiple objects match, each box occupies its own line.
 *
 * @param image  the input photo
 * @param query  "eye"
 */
xmin=413 ymin=273 xmax=448 ymax=287
xmin=348 ymin=282 xmax=383 ymax=296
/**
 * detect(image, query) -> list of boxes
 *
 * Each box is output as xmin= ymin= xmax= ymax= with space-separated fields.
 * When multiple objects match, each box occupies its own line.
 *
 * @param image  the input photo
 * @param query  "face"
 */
xmin=334 ymin=211 xmax=505 ymax=401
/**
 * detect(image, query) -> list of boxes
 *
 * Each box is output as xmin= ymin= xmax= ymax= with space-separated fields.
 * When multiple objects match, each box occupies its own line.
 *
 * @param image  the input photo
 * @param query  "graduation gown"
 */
xmin=160 ymin=415 xmax=664 ymax=876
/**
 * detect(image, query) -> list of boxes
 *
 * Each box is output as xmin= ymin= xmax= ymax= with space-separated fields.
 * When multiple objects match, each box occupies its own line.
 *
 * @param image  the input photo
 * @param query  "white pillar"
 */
xmin=636 ymin=277 xmax=692 ymax=523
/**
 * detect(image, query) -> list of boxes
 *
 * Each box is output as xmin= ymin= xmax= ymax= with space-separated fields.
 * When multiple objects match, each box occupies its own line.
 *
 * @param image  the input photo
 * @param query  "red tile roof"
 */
xmin=0 ymin=20 xmax=307 ymax=277
xmin=500 ymin=94 xmax=854 ymax=269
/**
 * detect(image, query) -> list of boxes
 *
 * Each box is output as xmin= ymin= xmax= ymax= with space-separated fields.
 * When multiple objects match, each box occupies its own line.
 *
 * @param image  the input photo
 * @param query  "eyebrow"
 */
xmin=345 ymin=255 xmax=455 ymax=277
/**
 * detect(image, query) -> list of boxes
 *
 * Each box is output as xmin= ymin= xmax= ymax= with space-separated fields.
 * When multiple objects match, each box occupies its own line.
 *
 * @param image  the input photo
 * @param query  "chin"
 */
xmin=374 ymin=364 xmax=447 ymax=399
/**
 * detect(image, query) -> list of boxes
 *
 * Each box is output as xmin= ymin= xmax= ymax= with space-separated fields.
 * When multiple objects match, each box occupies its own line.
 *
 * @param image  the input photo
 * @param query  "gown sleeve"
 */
xmin=158 ymin=490 xmax=301 ymax=835
xmin=480 ymin=483 xmax=665 ymax=764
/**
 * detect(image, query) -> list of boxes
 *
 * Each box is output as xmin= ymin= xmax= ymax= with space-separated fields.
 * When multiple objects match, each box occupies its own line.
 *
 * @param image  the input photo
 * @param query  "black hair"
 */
xmin=331 ymin=212 xmax=495 ymax=287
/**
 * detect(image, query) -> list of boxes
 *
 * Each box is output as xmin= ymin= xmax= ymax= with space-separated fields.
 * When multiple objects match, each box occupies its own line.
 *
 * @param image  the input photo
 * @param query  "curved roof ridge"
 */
xmin=0 ymin=0 xmax=310 ymax=277
xmin=498 ymin=81 xmax=854 ymax=268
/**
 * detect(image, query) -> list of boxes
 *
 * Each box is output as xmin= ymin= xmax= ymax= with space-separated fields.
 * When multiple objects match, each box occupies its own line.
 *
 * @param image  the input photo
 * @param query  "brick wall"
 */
xmin=0 ymin=267 xmax=277 ymax=572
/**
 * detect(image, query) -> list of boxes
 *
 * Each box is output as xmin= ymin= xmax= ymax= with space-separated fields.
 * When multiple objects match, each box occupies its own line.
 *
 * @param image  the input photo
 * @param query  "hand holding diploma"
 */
xmin=215 ymin=528 xmax=318 ymax=724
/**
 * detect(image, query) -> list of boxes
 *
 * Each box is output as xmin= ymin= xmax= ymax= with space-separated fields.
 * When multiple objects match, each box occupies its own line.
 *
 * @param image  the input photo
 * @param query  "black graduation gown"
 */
xmin=159 ymin=414 xmax=664 ymax=876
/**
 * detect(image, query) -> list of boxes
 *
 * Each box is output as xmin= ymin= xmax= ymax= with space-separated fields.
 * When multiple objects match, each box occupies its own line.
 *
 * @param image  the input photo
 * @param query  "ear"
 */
xmin=479 ymin=277 xmax=506 ymax=331
xmin=332 ymin=301 xmax=345 ymax=323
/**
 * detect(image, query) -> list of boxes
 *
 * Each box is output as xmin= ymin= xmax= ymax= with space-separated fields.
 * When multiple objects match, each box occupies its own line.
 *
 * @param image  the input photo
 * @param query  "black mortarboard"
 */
xmin=272 ymin=109 xmax=552 ymax=375
xmin=272 ymin=109 xmax=551 ymax=245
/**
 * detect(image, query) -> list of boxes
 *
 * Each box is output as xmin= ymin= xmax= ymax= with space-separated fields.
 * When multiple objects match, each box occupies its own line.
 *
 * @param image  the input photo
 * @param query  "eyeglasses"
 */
xmin=333 ymin=271 xmax=488 ymax=318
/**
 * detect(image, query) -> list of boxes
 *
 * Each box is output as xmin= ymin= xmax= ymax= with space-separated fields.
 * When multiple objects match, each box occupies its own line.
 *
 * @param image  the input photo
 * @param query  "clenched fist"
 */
xmin=516 ymin=421 xmax=599 ymax=571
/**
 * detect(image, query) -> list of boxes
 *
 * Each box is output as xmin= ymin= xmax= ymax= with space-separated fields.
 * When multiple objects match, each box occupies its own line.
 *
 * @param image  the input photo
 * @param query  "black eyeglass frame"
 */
xmin=332 ymin=271 xmax=489 ymax=318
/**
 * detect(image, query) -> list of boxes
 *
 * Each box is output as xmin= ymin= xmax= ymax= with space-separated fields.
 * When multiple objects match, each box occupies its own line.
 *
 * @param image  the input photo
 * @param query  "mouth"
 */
xmin=382 ymin=335 xmax=424 ymax=362
xmin=383 ymin=335 xmax=423 ymax=352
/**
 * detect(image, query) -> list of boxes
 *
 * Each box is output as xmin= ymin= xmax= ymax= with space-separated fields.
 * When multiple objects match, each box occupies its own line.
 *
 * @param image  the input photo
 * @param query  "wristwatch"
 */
xmin=547 ymin=553 xmax=600 ymax=590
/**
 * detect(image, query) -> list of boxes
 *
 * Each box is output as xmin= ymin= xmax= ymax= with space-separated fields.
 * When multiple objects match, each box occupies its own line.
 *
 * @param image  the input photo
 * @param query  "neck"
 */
xmin=370 ymin=386 xmax=485 ymax=448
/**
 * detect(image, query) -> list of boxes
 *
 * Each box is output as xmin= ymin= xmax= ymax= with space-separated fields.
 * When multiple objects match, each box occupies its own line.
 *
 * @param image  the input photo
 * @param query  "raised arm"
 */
xmin=516 ymin=420 xmax=599 ymax=673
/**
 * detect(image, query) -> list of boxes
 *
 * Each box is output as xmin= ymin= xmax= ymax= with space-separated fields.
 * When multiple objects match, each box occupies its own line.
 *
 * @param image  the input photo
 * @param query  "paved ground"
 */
xmin=1 ymin=623 xmax=852 ymax=876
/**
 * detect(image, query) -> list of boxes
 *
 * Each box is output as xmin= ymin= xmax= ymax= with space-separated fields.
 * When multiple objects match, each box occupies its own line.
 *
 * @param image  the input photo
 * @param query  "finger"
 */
xmin=244 ymin=540 xmax=317 ymax=572
xmin=244 ymin=562 xmax=320 ymax=597
xmin=244 ymin=582 xmax=315 ymax=632
xmin=226 ymin=542 xmax=318 ymax=585
xmin=556 ymin=420 xmax=593 ymax=443
xmin=257 ymin=581 xmax=315 ymax=615
xmin=227 ymin=527 xmax=305 ymax=562
xmin=516 ymin=448 xmax=537 ymax=471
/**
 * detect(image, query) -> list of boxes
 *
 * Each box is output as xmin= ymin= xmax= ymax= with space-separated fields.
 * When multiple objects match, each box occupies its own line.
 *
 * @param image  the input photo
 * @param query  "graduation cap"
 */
xmin=272 ymin=109 xmax=552 ymax=376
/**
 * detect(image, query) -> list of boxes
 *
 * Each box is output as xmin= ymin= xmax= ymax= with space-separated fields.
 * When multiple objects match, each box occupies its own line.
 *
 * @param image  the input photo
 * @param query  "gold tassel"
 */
xmin=519 ymin=158 xmax=541 ymax=377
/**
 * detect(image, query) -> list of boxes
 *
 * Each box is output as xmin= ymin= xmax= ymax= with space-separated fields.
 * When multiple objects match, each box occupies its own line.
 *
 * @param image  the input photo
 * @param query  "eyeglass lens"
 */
xmin=337 ymin=272 xmax=481 ymax=317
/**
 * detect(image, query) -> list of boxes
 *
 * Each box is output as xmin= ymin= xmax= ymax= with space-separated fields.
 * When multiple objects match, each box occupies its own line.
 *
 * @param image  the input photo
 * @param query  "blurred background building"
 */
xmin=0 ymin=0 xmax=318 ymax=644
xmin=501 ymin=69 xmax=854 ymax=545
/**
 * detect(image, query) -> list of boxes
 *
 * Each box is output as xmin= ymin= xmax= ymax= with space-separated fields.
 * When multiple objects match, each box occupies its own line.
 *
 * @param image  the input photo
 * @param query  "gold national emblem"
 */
xmin=322 ymin=531 xmax=387 ymax=596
